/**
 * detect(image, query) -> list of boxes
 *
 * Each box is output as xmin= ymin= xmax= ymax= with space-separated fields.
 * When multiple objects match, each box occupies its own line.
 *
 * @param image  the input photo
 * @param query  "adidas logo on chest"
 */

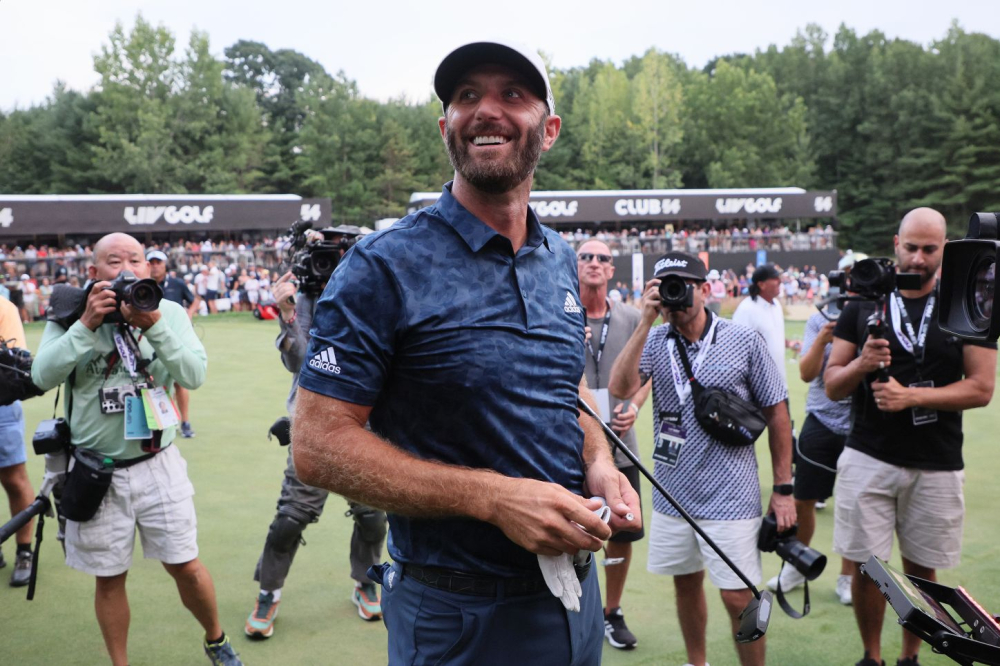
xmin=309 ymin=346 xmax=342 ymax=374
xmin=564 ymin=291 xmax=582 ymax=314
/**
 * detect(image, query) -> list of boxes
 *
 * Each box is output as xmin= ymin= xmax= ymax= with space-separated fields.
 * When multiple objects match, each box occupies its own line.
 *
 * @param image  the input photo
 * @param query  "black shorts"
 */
xmin=7 ymin=290 xmax=23 ymax=308
xmin=609 ymin=464 xmax=645 ymax=543
xmin=793 ymin=413 xmax=847 ymax=501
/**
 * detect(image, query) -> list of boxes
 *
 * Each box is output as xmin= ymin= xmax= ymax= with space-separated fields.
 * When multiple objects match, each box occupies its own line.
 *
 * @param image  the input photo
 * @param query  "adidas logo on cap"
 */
xmin=309 ymin=347 xmax=342 ymax=374
xmin=564 ymin=291 xmax=582 ymax=314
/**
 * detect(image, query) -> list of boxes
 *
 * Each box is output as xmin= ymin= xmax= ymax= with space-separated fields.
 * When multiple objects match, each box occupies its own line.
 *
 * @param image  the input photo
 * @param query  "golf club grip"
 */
xmin=577 ymin=396 xmax=761 ymax=597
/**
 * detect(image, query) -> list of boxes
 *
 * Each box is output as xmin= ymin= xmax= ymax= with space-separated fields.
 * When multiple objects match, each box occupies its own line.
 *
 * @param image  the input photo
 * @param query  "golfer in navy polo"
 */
xmin=292 ymin=40 xmax=640 ymax=665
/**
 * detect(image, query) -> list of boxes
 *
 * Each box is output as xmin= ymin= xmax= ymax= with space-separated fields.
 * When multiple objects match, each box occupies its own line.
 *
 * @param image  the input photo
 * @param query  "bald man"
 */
xmin=824 ymin=208 xmax=996 ymax=666
xmin=32 ymin=233 xmax=243 ymax=666
xmin=577 ymin=240 xmax=650 ymax=650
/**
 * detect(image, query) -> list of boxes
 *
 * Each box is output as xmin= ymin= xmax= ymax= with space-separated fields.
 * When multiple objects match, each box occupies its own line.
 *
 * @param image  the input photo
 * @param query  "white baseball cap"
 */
xmin=434 ymin=40 xmax=555 ymax=115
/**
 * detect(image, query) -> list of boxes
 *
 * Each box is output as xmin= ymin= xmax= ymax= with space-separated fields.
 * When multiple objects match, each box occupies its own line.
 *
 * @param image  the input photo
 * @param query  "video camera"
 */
xmin=939 ymin=212 xmax=999 ymax=342
xmin=827 ymin=258 xmax=922 ymax=382
xmin=285 ymin=220 xmax=358 ymax=295
xmin=0 ymin=338 xmax=45 ymax=406
xmin=46 ymin=270 xmax=163 ymax=329
xmin=828 ymin=257 xmax=922 ymax=301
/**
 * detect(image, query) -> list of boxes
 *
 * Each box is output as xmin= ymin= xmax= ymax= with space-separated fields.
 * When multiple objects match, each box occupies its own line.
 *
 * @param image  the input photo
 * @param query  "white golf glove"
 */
xmin=538 ymin=498 xmax=612 ymax=612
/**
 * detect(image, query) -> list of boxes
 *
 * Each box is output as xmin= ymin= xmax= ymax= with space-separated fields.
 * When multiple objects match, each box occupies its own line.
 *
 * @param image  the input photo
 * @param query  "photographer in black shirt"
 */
xmin=824 ymin=208 xmax=996 ymax=666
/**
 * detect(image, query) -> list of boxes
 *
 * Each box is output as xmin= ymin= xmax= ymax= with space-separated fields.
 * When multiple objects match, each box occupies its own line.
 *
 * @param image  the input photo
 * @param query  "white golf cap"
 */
xmin=706 ymin=269 xmax=721 ymax=280
xmin=434 ymin=40 xmax=555 ymax=115
xmin=146 ymin=250 xmax=168 ymax=262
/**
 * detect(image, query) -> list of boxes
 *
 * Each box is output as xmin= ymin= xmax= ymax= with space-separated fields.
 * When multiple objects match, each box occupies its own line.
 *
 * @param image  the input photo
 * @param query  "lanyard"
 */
xmin=113 ymin=327 xmax=139 ymax=378
xmin=586 ymin=300 xmax=613 ymax=386
xmin=889 ymin=288 xmax=935 ymax=365
xmin=666 ymin=313 xmax=720 ymax=405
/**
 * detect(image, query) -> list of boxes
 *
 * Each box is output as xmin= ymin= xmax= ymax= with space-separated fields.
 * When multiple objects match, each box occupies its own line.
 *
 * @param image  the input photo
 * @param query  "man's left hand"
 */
xmin=768 ymin=492 xmax=796 ymax=532
xmin=610 ymin=402 xmax=637 ymax=436
xmin=584 ymin=459 xmax=641 ymax=534
xmin=871 ymin=376 xmax=912 ymax=412
xmin=121 ymin=303 xmax=161 ymax=331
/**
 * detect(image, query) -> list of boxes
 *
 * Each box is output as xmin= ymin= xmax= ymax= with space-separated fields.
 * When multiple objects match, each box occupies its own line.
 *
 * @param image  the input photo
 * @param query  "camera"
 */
xmin=286 ymin=221 xmax=358 ymax=295
xmin=828 ymin=257 xmax=922 ymax=300
xmin=32 ymin=418 xmax=70 ymax=455
xmin=0 ymin=340 xmax=46 ymax=406
xmin=658 ymin=275 xmax=695 ymax=311
xmin=939 ymin=212 xmax=999 ymax=342
xmin=45 ymin=271 xmax=163 ymax=329
xmin=757 ymin=513 xmax=827 ymax=582
xmin=96 ymin=270 xmax=163 ymax=324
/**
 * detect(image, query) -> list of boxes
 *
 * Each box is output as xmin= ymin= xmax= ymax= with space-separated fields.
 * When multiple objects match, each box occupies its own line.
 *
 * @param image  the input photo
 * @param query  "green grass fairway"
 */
xmin=2 ymin=315 xmax=998 ymax=665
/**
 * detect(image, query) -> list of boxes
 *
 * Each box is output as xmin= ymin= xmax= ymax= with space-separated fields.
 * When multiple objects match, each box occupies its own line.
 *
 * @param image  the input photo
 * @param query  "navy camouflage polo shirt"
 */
xmin=298 ymin=183 xmax=588 ymax=577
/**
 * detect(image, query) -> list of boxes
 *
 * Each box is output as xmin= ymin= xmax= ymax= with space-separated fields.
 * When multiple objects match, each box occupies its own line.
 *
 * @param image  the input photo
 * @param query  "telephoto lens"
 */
xmin=757 ymin=513 xmax=827 ymax=581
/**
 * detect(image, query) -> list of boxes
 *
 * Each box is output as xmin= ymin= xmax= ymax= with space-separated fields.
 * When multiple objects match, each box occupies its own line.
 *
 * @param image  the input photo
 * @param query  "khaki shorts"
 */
xmin=65 ymin=445 xmax=199 ymax=577
xmin=833 ymin=447 xmax=964 ymax=569
xmin=647 ymin=512 xmax=762 ymax=590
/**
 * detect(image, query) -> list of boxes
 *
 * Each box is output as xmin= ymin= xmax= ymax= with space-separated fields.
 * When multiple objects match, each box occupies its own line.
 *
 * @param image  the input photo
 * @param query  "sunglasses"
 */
xmin=577 ymin=253 xmax=613 ymax=264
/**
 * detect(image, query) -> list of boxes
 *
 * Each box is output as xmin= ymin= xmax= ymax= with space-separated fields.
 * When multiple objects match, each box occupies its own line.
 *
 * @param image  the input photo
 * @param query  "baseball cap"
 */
xmin=652 ymin=252 xmax=707 ymax=281
xmin=434 ymin=40 xmax=555 ymax=115
xmin=146 ymin=250 xmax=168 ymax=262
xmin=752 ymin=264 xmax=781 ymax=283
xmin=706 ymin=269 xmax=721 ymax=281
xmin=838 ymin=251 xmax=868 ymax=270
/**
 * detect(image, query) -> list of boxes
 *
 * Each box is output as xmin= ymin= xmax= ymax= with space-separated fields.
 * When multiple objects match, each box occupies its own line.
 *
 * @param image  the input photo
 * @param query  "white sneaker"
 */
xmin=766 ymin=566 xmax=806 ymax=592
xmin=682 ymin=663 xmax=710 ymax=666
xmin=837 ymin=574 xmax=853 ymax=605
xmin=815 ymin=500 xmax=827 ymax=511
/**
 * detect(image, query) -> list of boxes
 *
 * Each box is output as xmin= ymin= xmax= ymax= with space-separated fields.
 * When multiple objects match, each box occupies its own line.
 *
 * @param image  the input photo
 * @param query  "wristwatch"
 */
xmin=772 ymin=483 xmax=794 ymax=496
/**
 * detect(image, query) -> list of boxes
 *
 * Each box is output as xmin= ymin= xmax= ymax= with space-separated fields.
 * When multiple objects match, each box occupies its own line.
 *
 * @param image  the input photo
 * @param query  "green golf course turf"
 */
xmin=2 ymin=315 xmax=997 ymax=665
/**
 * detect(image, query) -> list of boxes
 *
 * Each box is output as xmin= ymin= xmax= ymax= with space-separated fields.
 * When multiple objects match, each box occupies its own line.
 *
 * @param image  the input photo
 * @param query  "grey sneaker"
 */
xmin=9 ymin=550 xmax=31 ymax=587
xmin=204 ymin=634 xmax=243 ymax=666
xmin=0 ymin=549 xmax=6 ymax=569
xmin=181 ymin=422 xmax=195 ymax=438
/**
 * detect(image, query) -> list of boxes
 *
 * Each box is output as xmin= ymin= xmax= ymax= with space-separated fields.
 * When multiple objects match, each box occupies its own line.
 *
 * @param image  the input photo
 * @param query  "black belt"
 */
xmin=403 ymin=559 xmax=591 ymax=598
xmin=113 ymin=451 xmax=159 ymax=469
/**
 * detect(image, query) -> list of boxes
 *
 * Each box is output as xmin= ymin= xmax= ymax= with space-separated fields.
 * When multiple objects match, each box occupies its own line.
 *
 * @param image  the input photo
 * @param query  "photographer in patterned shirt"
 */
xmin=609 ymin=252 xmax=794 ymax=666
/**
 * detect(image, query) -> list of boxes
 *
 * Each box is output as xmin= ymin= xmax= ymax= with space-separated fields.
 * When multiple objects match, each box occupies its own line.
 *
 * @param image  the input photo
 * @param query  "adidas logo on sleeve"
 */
xmin=309 ymin=346 xmax=342 ymax=374
xmin=563 ymin=291 xmax=582 ymax=314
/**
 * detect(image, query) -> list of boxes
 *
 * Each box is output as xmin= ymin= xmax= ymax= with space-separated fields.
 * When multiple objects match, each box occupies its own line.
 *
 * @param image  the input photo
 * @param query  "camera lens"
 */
xmin=127 ymin=279 xmax=163 ymax=312
xmin=310 ymin=250 xmax=338 ymax=278
xmin=968 ymin=256 xmax=995 ymax=331
xmin=663 ymin=279 xmax=686 ymax=300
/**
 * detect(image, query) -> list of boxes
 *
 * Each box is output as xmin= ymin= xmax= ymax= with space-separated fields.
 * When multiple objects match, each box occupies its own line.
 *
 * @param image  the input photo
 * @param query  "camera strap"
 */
xmin=889 ymin=287 xmax=936 ymax=365
xmin=774 ymin=561 xmax=811 ymax=618
xmin=667 ymin=313 xmax=719 ymax=405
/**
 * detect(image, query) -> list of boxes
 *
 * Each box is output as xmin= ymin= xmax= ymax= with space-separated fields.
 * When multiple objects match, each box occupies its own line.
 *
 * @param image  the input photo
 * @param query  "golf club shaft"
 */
xmin=578 ymin=396 xmax=762 ymax=598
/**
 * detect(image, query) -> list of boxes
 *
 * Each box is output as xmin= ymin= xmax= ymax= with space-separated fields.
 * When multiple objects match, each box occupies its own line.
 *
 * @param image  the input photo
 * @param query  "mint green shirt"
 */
xmin=32 ymin=300 xmax=207 ymax=460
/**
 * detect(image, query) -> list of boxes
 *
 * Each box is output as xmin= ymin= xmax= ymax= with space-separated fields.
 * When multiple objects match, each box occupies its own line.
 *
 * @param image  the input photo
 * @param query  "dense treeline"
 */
xmin=1 ymin=17 xmax=999 ymax=251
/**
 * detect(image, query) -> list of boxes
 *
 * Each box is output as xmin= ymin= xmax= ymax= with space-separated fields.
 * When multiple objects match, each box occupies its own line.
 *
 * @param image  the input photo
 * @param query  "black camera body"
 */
xmin=47 ymin=271 xmax=162 ymax=328
xmin=828 ymin=257 xmax=922 ymax=301
xmin=0 ymin=340 xmax=45 ymax=406
xmin=758 ymin=513 xmax=827 ymax=581
xmin=939 ymin=212 xmax=999 ymax=342
xmin=658 ymin=275 xmax=695 ymax=311
xmin=32 ymin=418 xmax=71 ymax=455
xmin=96 ymin=271 xmax=163 ymax=324
xmin=286 ymin=221 xmax=357 ymax=295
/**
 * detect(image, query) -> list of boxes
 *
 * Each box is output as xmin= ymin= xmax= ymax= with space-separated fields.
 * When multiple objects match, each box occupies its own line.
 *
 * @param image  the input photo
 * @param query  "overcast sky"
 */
xmin=2 ymin=0 xmax=998 ymax=112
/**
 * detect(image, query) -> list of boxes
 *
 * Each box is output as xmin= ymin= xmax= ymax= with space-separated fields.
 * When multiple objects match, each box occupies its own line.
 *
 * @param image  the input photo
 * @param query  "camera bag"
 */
xmin=672 ymin=332 xmax=767 ymax=447
xmin=61 ymin=448 xmax=113 ymax=522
